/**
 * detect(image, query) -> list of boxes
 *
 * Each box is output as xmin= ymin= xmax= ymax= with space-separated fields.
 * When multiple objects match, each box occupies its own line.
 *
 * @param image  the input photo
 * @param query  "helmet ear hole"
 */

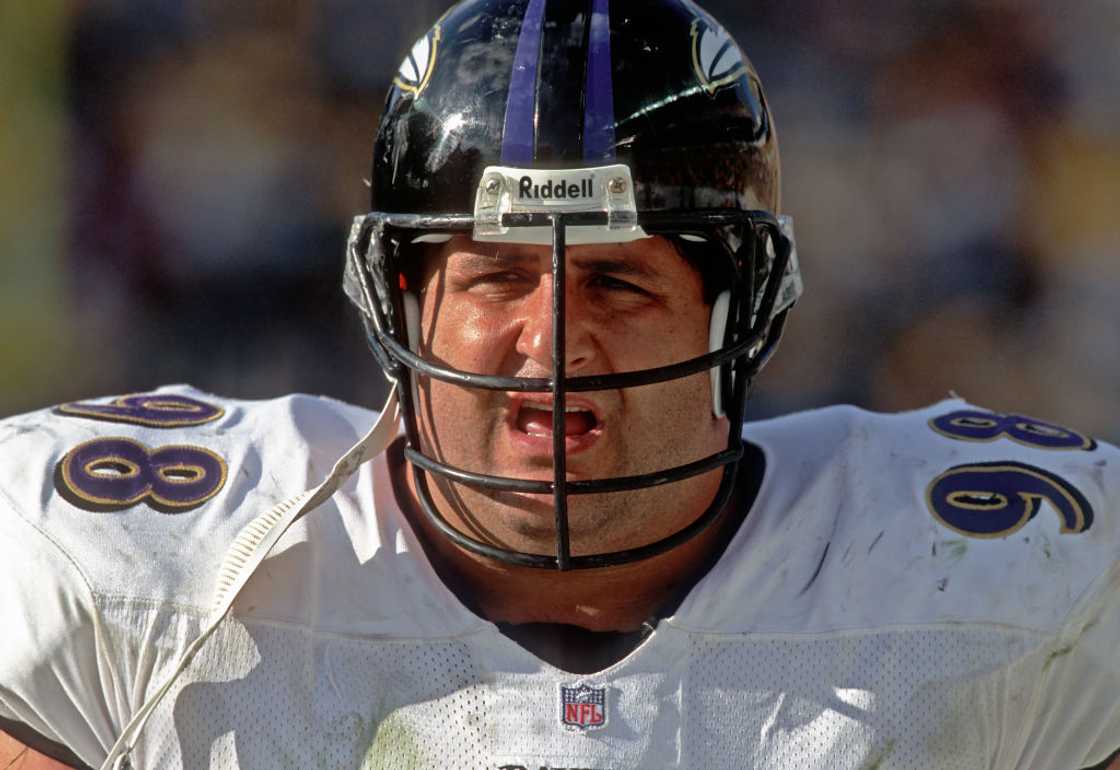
xmin=709 ymin=290 xmax=732 ymax=419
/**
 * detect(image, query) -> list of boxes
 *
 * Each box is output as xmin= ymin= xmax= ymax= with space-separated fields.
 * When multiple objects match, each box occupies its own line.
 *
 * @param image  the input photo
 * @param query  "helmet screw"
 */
xmin=608 ymin=177 xmax=628 ymax=195
xmin=485 ymin=177 xmax=502 ymax=196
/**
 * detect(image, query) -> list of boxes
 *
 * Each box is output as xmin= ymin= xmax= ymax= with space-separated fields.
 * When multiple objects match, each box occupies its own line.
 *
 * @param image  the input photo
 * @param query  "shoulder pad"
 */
xmin=0 ymin=386 xmax=377 ymax=609
xmin=676 ymin=400 xmax=1120 ymax=635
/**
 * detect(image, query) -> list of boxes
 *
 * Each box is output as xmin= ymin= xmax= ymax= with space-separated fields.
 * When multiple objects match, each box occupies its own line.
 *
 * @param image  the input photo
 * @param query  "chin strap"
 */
xmin=100 ymin=387 xmax=401 ymax=770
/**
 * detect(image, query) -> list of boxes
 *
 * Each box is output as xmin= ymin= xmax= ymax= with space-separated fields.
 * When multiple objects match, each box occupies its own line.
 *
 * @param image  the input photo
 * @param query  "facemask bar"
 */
xmin=550 ymin=215 xmax=571 ymax=567
xmin=344 ymin=209 xmax=794 ymax=570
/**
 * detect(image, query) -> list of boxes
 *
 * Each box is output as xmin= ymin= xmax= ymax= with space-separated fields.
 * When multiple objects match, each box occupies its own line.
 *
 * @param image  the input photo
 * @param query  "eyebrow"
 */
xmin=449 ymin=250 xmax=660 ymax=280
xmin=570 ymin=256 xmax=659 ymax=280
xmin=451 ymin=250 xmax=535 ymax=272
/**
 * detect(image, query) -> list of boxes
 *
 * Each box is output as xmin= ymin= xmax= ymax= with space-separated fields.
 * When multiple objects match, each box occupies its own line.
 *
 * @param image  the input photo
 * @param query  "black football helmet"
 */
xmin=345 ymin=0 xmax=803 ymax=570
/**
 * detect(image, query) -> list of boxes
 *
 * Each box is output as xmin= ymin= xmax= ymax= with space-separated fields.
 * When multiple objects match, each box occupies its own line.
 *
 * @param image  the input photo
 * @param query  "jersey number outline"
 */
xmin=54 ymin=394 xmax=227 ymax=514
xmin=929 ymin=409 xmax=1096 ymax=451
xmin=926 ymin=409 xmax=1096 ymax=538
xmin=55 ymin=393 xmax=225 ymax=428
xmin=926 ymin=461 xmax=1093 ymax=538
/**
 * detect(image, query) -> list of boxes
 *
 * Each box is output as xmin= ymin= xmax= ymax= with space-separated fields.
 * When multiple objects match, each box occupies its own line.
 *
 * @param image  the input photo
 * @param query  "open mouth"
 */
xmin=509 ymin=397 xmax=604 ymax=454
xmin=516 ymin=404 xmax=598 ymax=436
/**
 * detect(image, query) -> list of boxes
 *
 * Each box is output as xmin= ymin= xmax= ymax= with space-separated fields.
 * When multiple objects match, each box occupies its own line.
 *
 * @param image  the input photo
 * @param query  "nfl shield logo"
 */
xmin=559 ymin=683 xmax=608 ymax=731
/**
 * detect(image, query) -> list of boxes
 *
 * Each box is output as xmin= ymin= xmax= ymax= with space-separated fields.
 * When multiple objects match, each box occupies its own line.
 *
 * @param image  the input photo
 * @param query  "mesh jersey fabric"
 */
xmin=0 ymin=386 xmax=1117 ymax=769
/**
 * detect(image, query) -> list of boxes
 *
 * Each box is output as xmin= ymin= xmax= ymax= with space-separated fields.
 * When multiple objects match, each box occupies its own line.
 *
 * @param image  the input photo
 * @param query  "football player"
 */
xmin=2 ymin=0 xmax=1118 ymax=768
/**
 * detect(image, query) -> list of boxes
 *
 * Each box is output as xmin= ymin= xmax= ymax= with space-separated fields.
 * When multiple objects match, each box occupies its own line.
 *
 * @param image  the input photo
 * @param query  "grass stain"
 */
xmin=860 ymin=738 xmax=897 ymax=770
xmin=362 ymin=712 xmax=425 ymax=770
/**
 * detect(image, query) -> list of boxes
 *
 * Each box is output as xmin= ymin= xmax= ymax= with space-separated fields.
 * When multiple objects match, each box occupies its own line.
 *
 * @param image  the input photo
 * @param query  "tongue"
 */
xmin=518 ymin=407 xmax=596 ymax=436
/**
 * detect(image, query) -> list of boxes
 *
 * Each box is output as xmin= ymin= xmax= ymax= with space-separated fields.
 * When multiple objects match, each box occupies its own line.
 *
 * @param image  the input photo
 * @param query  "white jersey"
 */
xmin=0 ymin=386 xmax=1117 ymax=770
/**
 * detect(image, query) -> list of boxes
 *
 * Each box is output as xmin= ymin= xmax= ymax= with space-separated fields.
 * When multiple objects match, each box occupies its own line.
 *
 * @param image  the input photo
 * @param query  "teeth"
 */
xmin=522 ymin=403 xmax=593 ymax=415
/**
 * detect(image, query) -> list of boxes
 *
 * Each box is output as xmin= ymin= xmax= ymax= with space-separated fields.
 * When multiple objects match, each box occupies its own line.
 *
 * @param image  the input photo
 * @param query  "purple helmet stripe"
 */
xmin=501 ymin=0 xmax=548 ymax=165
xmin=583 ymin=0 xmax=616 ymax=161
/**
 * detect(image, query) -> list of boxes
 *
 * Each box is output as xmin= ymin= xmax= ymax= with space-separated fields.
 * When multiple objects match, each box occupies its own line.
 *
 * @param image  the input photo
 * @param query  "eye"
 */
xmin=588 ymin=274 xmax=649 ymax=295
xmin=462 ymin=270 xmax=537 ymax=295
xmin=477 ymin=270 xmax=533 ymax=285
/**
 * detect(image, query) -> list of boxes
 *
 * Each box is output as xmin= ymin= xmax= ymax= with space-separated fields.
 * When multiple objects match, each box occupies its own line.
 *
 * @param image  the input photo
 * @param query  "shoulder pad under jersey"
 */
xmin=0 ymin=386 xmax=376 ymax=609
xmin=675 ymin=399 xmax=1120 ymax=636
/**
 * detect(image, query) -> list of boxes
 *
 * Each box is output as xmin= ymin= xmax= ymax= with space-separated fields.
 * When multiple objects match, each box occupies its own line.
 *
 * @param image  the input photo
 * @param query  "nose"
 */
xmin=514 ymin=275 xmax=594 ymax=375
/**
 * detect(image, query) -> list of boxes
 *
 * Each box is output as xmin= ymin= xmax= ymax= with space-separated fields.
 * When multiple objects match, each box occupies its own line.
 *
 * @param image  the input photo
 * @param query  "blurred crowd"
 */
xmin=1 ymin=0 xmax=1118 ymax=441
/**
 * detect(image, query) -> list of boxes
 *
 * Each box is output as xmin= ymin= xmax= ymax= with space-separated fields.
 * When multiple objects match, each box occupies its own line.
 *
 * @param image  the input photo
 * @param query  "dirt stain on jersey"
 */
xmin=1043 ymin=617 xmax=1099 ymax=674
xmin=798 ymin=541 xmax=831 ymax=596
xmin=934 ymin=539 xmax=968 ymax=562
xmin=867 ymin=530 xmax=886 ymax=555
xmin=859 ymin=738 xmax=896 ymax=770
xmin=364 ymin=712 xmax=424 ymax=769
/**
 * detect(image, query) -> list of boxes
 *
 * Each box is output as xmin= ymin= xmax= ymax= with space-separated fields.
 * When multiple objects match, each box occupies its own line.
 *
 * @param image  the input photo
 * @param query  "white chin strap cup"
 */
xmin=709 ymin=290 xmax=731 ymax=419
xmin=403 ymin=292 xmax=422 ymax=409
xmin=402 ymin=292 xmax=421 ymax=354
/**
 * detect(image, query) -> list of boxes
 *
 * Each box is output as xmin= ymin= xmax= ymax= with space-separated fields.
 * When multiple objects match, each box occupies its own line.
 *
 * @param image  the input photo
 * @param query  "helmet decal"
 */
xmin=583 ymin=0 xmax=617 ymax=161
xmin=501 ymin=0 xmax=549 ymax=164
xmin=690 ymin=15 xmax=747 ymax=95
xmin=393 ymin=24 xmax=442 ymax=96
xmin=502 ymin=0 xmax=618 ymax=164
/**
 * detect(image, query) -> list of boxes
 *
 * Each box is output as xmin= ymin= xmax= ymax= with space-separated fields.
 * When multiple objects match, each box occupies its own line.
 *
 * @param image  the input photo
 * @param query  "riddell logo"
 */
xmin=518 ymin=176 xmax=594 ymax=200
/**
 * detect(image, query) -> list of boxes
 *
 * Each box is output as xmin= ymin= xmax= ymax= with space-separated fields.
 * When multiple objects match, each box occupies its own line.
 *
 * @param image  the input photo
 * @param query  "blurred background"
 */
xmin=1 ymin=0 xmax=1117 ymax=441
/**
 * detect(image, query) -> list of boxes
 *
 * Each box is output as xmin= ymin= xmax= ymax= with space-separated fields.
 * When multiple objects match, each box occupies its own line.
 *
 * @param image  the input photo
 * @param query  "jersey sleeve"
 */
xmin=0 ymin=387 xmax=382 ymax=769
xmin=1014 ymin=563 xmax=1120 ymax=769
xmin=0 ymin=499 xmax=122 ymax=768
xmin=1013 ymin=435 xmax=1120 ymax=770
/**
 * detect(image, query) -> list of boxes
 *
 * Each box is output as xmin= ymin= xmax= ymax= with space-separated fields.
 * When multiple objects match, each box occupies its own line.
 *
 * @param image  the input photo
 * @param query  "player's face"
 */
xmin=412 ymin=235 xmax=729 ymax=557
